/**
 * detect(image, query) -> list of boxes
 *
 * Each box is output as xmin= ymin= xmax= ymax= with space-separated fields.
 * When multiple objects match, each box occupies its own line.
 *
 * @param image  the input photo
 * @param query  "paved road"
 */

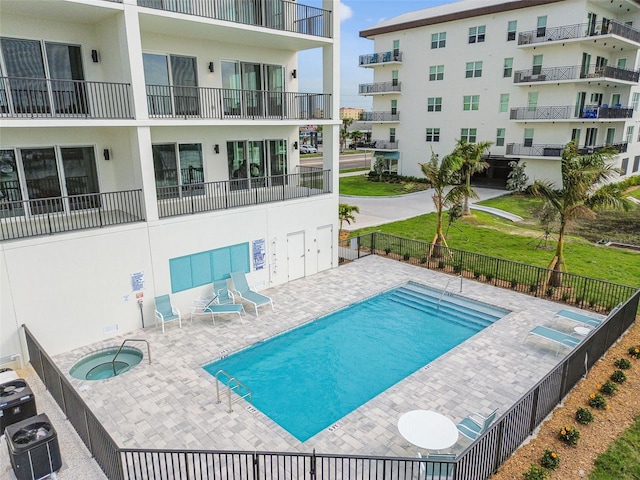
xmin=301 ymin=152 xmax=370 ymax=170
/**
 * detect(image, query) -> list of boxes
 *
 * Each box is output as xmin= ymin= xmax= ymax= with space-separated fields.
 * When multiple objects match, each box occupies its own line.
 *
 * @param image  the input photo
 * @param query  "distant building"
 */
xmin=359 ymin=0 xmax=640 ymax=186
xmin=340 ymin=107 xmax=365 ymax=120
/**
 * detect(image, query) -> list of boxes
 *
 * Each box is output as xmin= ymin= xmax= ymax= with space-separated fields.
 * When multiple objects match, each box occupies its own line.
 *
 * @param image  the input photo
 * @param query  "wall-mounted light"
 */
xmin=293 ymin=141 xmax=298 ymax=150
xmin=103 ymin=148 xmax=111 ymax=161
xmin=91 ymin=50 xmax=100 ymax=63
xmin=208 ymin=62 xmax=215 ymax=73
xmin=291 ymin=69 xmax=297 ymax=79
xmin=214 ymin=144 xmax=220 ymax=154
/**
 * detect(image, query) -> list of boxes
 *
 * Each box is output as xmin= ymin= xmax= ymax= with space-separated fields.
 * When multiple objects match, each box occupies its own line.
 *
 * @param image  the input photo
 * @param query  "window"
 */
xmin=620 ymin=158 xmax=629 ymax=175
xmin=220 ymin=61 xmax=284 ymax=117
xmin=527 ymin=92 xmax=539 ymax=110
xmin=429 ymin=65 xmax=444 ymax=81
xmin=632 ymin=92 xmax=640 ymax=111
xmin=144 ymin=53 xmax=199 ymax=116
xmin=153 ymin=143 xmax=204 ymax=198
xmin=532 ymin=55 xmax=543 ymax=75
xmin=606 ymin=128 xmax=615 ymax=145
xmin=391 ymin=99 xmax=397 ymax=115
xmin=426 ymin=128 xmax=440 ymax=142
xmin=507 ymin=20 xmax=517 ymax=41
xmin=427 ymin=97 xmax=442 ymax=112
xmin=463 ymin=95 xmax=479 ymax=111
xmin=431 ymin=32 xmax=446 ymax=49
xmin=590 ymin=92 xmax=603 ymax=105
xmin=226 ymin=139 xmax=287 ymax=190
xmin=465 ymin=61 xmax=483 ymax=78
xmin=499 ymin=94 xmax=509 ymax=113
xmin=461 ymin=128 xmax=477 ymax=143
xmin=572 ymin=128 xmax=581 ymax=145
xmin=389 ymin=128 xmax=396 ymax=143
xmin=392 ymin=70 xmax=399 ymax=86
xmin=585 ymin=127 xmax=597 ymax=146
xmin=503 ymin=58 xmax=513 ymax=77
xmin=611 ymin=93 xmax=621 ymax=106
xmin=633 ymin=156 xmax=640 ymax=173
xmin=626 ymin=126 xmax=634 ymax=144
xmin=617 ymin=58 xmax=627 ymax=69
xmin=524 ymin=128 xmax=534 ymax=147
xmin=469 ymin=25 xmax=486 ymax=43
xmin=536 ymin=16 xmax=547 ymax=37
xmin=496 ymin=128 xmax=506 ymax=146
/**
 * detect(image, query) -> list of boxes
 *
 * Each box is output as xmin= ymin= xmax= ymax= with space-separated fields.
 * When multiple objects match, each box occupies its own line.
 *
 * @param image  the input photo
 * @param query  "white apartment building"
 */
xmin=359 ymin=0 xmax=640 ymax=186
xmin=0 ymin=0 xmax=340 ymax=358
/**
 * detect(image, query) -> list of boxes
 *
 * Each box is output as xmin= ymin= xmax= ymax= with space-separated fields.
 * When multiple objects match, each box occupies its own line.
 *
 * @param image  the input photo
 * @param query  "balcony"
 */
xmin=358 ymin=82 xmax=401 ymax=95
xmin=514 ymin=64 xmax=640 ymax=85
xmin=137 ymin=0 xmax=332 ymax=38
xmin=510 ymin=105 xmax=633 ymax=121
xmin=0 ymin=190 xmax=145 ymax=241
xmin=518 ymin=20 xmax=640 ymax=47
xmin=0 ymin=77 xmax=133 ymax=119
xmin=506 ymin=142 xmax=627 ymax=158
xmin=359 ymin=50 xmax=403 ymax=67
xmin=361 ymin=140 xmax=399 ymax=150
xmin=146 ymin=86 xmax=330 ymax=120
xmin=359 ymin=111 xmax=399 ymax=122
xmin=156 ymin=169 xmax=331 ymax=218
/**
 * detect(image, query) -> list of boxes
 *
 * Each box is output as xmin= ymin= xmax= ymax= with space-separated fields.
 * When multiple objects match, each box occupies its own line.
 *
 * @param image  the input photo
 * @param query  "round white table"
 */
xmin=573 ymin=326 xmax=591 ymax=336
xmin=397 ymin=410 xmax=459 ymax=450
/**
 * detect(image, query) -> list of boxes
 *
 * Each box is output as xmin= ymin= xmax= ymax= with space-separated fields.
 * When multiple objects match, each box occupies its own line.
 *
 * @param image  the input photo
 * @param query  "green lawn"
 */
xmin=340 ymin=167 xmax=371 ymax=174
xmin=340 ymin=175 xmax=418 ymax=196
xmin=629 ymin=188 xmax=640 ymax=200
xmin=590 ymin=415 xmax=640 ymax=480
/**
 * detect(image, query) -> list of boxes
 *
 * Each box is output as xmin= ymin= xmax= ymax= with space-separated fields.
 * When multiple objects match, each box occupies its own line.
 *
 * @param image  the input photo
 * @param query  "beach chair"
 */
xmin=456 ymin=408 xmax=498 ymax=440
xmin=213 ymin=279 xmax=236 ymax=305
xmin=554 ymin=309 xmax=602 ymax=328
xmin=191 ymin=295 xmax=245 ymax=325
xmin=229 ymin=271 xmax=274 ymax=316
xmin=415 ymin=452 xmax=455 ymax=480
xmin=526 ymin=325 xmax=581 ymax=355
xmin=154 ymin=294 xmax=181 ymax=333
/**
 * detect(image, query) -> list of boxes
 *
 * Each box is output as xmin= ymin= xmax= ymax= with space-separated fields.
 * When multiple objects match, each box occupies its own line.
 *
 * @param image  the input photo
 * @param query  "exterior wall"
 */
xmin=363 ymin=0 xmax=640 ymax=184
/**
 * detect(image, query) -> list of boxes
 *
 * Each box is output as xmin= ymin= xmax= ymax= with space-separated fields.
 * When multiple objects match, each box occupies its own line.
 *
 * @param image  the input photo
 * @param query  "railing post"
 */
xmin=310 ymin=449 xmax=316 ymax=480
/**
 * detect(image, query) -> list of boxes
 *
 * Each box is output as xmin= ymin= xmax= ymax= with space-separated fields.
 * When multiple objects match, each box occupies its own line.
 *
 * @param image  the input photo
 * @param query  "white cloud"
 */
xmin=340 ymin=2 xmax=354 ymax=22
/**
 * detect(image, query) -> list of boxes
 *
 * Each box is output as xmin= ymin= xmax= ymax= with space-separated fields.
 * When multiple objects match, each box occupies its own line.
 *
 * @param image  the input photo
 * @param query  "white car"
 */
xmin=300 ymin=145 xmax=318 ymax=154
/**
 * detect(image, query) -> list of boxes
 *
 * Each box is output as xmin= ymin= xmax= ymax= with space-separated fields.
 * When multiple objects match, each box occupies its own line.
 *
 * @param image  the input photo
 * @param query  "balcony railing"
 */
xmin=359 ymin=111 xmax=399 ymax=122
xmin=514 ymin=64 xmax=640 ymax=84
xmin=363 ymin=140 xmax=399 ymax=150
xmin=518 ymin=19 xmax=640 ymax=45
xmin=358 ymin=51 xmax=403 ymax=66
xmin=146 ymin=85 xmax=330 ymax=120
xmin=0 ymin=190 xmax=145 ymax=240
xmin=0 ymin=77 xmax=133 ymax=119
xmin=137 ymin=0 xmax=332 ymax=38
xmin=506 ymin=142 xmax=627 ymax=157
xmin=156 ymin=169 xmax=331 ymax=218
xmin=358 ymin=82 xmax=401 ymax=95
xmin=510 ymin=105 xmax=633 ymax=120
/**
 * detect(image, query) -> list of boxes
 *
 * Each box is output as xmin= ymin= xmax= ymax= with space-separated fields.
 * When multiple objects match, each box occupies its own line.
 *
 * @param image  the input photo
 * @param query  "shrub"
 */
xmin=529 ymin=283 xmax=538 ymax=292
xmin=610 ymin=370 xmax=627 ymax=384
xmin=614 ymin=358 xmax=631 ymax=370
xmin=453 ymin=264 xmax=462 ymax=273
xmin=588 ymin=393 xmax=608 ymax=410
xmin=575 ymin=407 xmax=594 ymax=425
xmin=486 ymin=273 xmax=494 ymax=282
xmin=599 ymin=380 xmax=618 ymax=396
xmin=558 ymin=425 xmax=580 ymax=445
xmin=561 ymin=291 xmax=571 ymax=302
xmin=419 ymin=257 xmax=427 ymax=264
xmin=474 ymin=271 xmax=481 ymax=279
xmin=384 ymin=247 xmax=391 ymax=255
xmin=523 ymin=465 xmax=547 ymax=480
xmin=510 ymin=279 xmax=518 ymax=289
xmin=546 ymin=286 xmax=555 ymax=297
xmin=540 ymin=450 xmax=560 ymax=470
xmin=438 ymin=260 xmax=446 ymax=269
xmin=403 ymin=252 xmax=410 ymax=261
xmin=629 ymin=346 xmax=640 ymax=359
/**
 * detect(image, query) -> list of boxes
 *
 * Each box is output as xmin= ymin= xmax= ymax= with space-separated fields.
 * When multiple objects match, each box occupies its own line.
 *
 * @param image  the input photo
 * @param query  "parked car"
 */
xmin=300 ymin=145 xmax=318 ymax=154
xmin=349 ymin=141 xmax=376 ymax=149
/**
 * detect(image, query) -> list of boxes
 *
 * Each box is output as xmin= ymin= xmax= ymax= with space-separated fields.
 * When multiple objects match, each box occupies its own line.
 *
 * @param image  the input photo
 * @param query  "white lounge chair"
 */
xmin=190 ymin=295 xmax=244 ymax=325
xmin=229 ymin=271 xmax=274 ymax=316
xmin=456 ymin=408 xmax=498 ymax=440
xmin=554 ymin=309 xmax=602 ymax=328
xmin=526 ymin=325 xmax=581 ymax=355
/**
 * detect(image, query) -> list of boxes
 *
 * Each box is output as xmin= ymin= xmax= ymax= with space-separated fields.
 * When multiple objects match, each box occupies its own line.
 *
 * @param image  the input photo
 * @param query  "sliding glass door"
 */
xmin=143 ymin=53 xmax=199 ymax=116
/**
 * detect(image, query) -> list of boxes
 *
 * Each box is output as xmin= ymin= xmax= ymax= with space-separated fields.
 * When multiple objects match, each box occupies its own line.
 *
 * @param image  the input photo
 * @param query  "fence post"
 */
xmin=310 ymin=448 xmax=317 ymax=480
xmin=371 ymin=232 xmax=377 ymax=255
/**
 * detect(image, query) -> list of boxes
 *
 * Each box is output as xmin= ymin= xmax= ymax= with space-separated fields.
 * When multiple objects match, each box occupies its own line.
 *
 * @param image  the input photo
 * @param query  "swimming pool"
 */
xmin=203 ymin=282 xmax=509 ymax=441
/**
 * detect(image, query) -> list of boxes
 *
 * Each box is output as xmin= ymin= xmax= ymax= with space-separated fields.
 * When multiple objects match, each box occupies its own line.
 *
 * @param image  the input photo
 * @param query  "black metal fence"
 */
xmin=137 ymin=0 xmax=332 ymax=38
xmin=518 ymin=19 xmax=640 ymax=45
xmin=22 ymin=236 xmax=639 ymax=480
xmin=156 ymin=170 xmax=330 ymax=218
xmin=358 ymin=81 xmax=402 ymax=94
xmin=0 ymin=189 xmax=145 ymax=240
xmin=0 ymin=77 xmax=133 ymax=119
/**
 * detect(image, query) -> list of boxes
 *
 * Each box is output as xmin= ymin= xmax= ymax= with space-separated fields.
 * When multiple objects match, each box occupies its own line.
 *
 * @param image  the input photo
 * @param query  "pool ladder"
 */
xmin=436 ymin=274 xmax=463 ymax=313
xmin=215 ymin=369 xmax=252 ymax=413
xmin=111 ymin=339 xmax=151 ymax=376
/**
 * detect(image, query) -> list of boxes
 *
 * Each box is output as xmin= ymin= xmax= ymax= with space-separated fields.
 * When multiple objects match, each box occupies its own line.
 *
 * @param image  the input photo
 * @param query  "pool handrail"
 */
xmin=215 ymin=369 xmax=252 ymax=413
xmin=111 ymin=338 xmax=151 ymax=377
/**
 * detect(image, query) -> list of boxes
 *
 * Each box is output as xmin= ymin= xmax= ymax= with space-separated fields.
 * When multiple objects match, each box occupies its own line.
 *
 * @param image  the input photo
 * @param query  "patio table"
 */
xmin=397 ymin=410 xmax=459 ymax=450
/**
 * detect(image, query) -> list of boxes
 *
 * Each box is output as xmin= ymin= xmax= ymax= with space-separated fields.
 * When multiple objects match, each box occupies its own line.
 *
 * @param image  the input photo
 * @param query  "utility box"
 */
xmin=0 ymin=378 xmax=37 ymax=433
xmin=5 ymin=413 xmax=62 ymax=480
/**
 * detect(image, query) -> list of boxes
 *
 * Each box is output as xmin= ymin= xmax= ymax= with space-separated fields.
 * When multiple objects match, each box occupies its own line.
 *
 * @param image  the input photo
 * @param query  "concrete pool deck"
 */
xmin=40 ymin=255 xmax=604 ymax=463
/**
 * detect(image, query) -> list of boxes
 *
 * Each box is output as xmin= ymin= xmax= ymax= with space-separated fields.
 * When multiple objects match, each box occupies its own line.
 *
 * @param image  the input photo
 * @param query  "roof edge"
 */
xmin=360 ymin=0 xmax=564 ymax=38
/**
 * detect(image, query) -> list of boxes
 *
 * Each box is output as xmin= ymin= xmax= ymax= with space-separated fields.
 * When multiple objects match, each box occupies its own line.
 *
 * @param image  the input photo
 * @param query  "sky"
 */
xmin=298 ymin=0 xmax=452 ymax=110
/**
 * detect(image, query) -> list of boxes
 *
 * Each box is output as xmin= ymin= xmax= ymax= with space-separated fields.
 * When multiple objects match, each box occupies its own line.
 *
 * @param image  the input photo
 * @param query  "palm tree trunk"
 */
xmin=549 ymin=219 xmax=567 ymax=287
xmin=462 ymin=173 xmax=472 ymax=216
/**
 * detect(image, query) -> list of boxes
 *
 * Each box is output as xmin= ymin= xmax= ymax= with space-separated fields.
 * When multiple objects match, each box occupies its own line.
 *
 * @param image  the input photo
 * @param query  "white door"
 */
xmin=316 ymin=225 xmax=333 ymax=272
xmin=287 ymin=231 xmax=305 ymax=281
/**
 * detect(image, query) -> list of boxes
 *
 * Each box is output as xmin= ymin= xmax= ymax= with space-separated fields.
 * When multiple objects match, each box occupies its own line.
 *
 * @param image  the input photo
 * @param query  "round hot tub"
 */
xmin=70 ymin=346 xmax=143 ymax=380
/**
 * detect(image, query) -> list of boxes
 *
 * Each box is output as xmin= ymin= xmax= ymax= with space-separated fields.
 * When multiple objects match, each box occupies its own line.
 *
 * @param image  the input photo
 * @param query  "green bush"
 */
xmin=474 ymin=271 xmax=481 ymax=279
xmin=610 ymin=370 xmax=627 ymax=384
xmin=589 ymin=393 xmax=608 ymax=410
xmin=575 ymin=407 xmax=594 ymax=425
xmin=403 ymin=252 xmax=410 ymax=261
xmin=510 ymin=279 xmax=518 ymax=289
xmin=523 ymin=464 xmax=548 ymax=480
xmin=384 ymin=247 xmax=391 ymax=255
xmin=599 ymin=380 xmax=619 ymax=396
xmin=614 ymin=358 xmax=632 ymax=370
xmin=540 ymin=449 xmax=560 ymax=470
xmin=558 ymin=425 xmax=580 ymax=445
xmin=529 ymin=283 xmax=538 ymax=292
xmin=546 ymin=286 xmax=555 ymax=297
xmin=629 ymin=346 xmax=640 ymax=359
xmin=438 ymin=260 xmax=446 ymax=269
xmin=419 ymin=257 xmax=427 ymax=264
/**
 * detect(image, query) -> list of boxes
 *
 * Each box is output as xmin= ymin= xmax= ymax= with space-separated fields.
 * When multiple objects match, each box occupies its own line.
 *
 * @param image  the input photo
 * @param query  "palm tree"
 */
xmin=454 ymin=139 xmax=492 ymax=215
xmin=419 ymin=150 xmax=468 ymax=256
xmin=340 ymin=118 xmax=353 ymax=151
xmin=350 ymin=130 xmax=363 ymax=147
xmin=531 ymin=140 xmax=632 ymax=286
xmin=338 ymin=203 xmax=360 ymax=235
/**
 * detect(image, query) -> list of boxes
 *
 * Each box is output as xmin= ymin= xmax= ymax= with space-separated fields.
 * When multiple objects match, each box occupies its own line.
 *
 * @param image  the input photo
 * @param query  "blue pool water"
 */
xmin=203 ymin=282 xmax=509 ymax=441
